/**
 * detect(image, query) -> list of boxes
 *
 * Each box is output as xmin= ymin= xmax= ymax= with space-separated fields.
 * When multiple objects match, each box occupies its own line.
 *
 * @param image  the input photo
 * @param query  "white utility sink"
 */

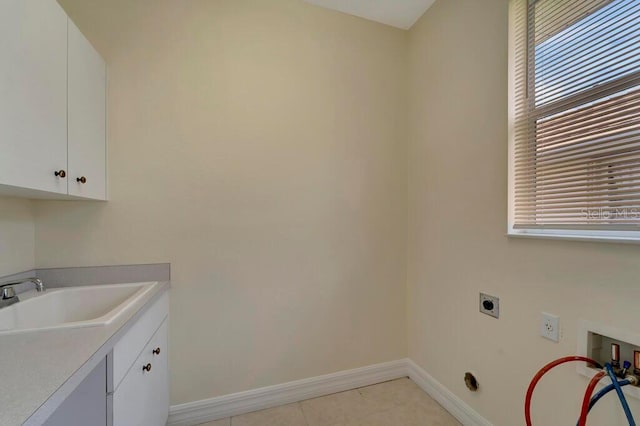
xmin=0 ymin=282 xmax=156 ymax=335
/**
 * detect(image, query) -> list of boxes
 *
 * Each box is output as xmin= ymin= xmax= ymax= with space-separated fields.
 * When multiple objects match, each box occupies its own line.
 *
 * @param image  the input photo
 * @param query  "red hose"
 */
xmin=525 ymin=356 xmax=602 ymax=426
xmin=578 ymin=371 xmax=607 ymax=426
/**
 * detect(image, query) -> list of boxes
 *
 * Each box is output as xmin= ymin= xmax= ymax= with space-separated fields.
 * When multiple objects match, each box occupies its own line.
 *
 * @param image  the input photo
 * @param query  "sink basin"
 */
xmin=0 ymin=282 xmax=156 ymax=335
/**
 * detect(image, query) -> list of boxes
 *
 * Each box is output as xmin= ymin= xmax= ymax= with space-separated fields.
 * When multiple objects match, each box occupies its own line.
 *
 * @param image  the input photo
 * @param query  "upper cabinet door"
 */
xmin=67 ymin=20 xmax=106 ymax=200
xmin=0 ymin=0 xmax=68 ymax=194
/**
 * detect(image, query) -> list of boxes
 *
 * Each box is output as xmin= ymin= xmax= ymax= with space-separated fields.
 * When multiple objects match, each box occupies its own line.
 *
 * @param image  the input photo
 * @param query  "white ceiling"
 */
xmin=303 ymin=0 xmax=436 ymax=29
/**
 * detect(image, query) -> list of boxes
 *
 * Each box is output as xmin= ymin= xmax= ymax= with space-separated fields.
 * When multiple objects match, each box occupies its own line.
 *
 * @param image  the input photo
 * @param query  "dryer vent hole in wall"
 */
xmin=464 ymin=372 xmax=479 ymax=391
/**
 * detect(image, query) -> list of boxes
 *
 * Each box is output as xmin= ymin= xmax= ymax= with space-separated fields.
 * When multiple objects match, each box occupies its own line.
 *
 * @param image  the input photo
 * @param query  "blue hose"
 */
xmin=606 ymin=363 xmax=636 ymax=426
xmin=587 ymin=380 xmax=631 ymax=412
xmin=576 ymin=377 xmax=634 ymax=426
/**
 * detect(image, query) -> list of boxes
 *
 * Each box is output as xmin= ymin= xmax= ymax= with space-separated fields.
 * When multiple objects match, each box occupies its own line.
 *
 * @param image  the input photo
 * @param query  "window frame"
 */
xmin=507 ymin=0 xmax=640 ymax=243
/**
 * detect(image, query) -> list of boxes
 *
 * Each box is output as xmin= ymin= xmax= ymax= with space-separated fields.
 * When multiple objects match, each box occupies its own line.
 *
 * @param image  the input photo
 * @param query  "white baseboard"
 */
xmin=406 ymin=359 xmax=493 ymax=426
xmin=167 ymin=359 xmax=409 ymax=426
xmin=167 ymin=358 xmax=492 ymax=426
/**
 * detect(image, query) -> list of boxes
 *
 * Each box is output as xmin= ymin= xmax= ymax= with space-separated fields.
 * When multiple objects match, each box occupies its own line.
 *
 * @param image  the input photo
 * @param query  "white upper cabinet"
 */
xmin=0 ymin=0 xmax=68 ymax=195
xmin=0 ymin=0 xmax=107 ymax=200
xmin=68 ymin=20 xmax=106 ymax=200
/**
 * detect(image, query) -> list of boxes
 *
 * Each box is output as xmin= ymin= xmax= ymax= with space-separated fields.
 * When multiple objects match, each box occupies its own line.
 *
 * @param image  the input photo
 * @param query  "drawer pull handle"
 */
xmin=153 ymin=347 xmax=161 ymax=355
xmin=54 ymin=170 xmax=66 ymax=178
xmin=77 ymin=176 xmax=87 ymax=184
xmin=142 ymin=363 xmax=152 ymax=372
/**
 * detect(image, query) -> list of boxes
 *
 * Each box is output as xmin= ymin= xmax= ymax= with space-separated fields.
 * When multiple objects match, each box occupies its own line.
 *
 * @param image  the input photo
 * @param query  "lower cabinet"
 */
xmin=45 ymin=291 xmax=169 ymax=426
xmin=113 ymin=320 xmax=169 ymax=426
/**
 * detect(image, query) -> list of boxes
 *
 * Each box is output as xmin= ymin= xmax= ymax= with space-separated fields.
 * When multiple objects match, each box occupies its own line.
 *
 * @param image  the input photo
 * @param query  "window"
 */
xmin=508 ymin=0 xmax=640 ymax=241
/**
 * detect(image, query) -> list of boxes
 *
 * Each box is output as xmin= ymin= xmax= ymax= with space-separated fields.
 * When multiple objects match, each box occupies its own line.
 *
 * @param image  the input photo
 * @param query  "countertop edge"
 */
xmin=22 ymin=280 xmax=171 ymax=426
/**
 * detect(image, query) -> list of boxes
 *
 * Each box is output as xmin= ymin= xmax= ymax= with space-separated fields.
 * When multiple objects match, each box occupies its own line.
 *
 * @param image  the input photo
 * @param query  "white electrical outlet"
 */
xmin=540 ymin=312 xmax=560 ymax=342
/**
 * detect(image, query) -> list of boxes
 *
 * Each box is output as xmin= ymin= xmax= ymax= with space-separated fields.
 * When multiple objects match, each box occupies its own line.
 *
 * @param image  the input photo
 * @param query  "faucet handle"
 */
xmin=1 ymin=287 xmax=16 ymax=300
xmin=33 ymin=278 xmax=44 ymax=292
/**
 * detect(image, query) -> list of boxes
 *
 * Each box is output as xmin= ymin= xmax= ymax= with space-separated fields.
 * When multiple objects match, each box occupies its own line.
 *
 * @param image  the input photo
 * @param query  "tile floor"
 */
xmin=198 ymin=378 xmax=461 ymax=426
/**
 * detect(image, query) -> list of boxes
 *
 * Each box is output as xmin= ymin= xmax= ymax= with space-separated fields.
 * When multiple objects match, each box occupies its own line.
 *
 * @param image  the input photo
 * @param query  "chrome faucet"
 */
xmin=0 ymin=277 xmax=45 ymax=309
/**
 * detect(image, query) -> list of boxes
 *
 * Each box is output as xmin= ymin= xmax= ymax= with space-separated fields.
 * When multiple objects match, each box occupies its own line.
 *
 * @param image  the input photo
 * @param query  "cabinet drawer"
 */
xmin=113 ymin=290 xmax=168 ymax=389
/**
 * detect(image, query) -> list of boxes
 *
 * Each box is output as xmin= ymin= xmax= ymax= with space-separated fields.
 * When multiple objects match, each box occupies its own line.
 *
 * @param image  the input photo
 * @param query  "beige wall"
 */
xmin=407 ymin=0 xmax=640 ymax=424
xmin=40 ymin=0 xmax=408 ymax=405
xmin=19 ymin=0 xmax=639 ymax=421
xmin=0 ymin=198 xmax=34 ymax=277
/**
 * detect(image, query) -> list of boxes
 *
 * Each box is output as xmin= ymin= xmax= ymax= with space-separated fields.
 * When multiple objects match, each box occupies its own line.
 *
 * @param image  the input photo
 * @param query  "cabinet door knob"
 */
xmin=76 ymin=176 xmax=87 ymax=184
xmin=54 ymin=170 xmax=66 ymax=178
xmin=142 ymin=363 xmax=152 ymax=372
xmin=153 ymin=347 xmax=161 ymax=355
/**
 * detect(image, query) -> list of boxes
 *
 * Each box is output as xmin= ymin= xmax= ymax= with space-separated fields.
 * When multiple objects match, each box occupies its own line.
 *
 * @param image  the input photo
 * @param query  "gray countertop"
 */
xmin=0 ymin=280 xmax=170 ymax=426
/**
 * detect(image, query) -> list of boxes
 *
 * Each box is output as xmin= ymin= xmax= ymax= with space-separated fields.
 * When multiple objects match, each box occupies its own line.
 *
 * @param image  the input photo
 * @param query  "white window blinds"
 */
xmin=510 ymin=0 xmax=640 ymax=232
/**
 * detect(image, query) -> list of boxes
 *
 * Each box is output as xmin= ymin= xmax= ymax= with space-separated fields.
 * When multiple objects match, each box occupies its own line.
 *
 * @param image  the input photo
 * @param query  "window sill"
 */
xmin=507 ymin=230 xmax=640 ymax=245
